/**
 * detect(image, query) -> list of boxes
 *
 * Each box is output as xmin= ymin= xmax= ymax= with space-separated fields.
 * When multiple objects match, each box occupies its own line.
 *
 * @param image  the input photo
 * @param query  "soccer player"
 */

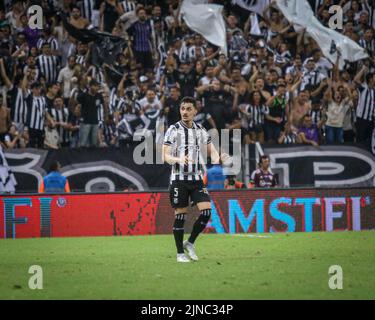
xmin=249 ymin=155 xmax=278 ymax=188
xmin=163 ymin=96 xmax=231 ymax=263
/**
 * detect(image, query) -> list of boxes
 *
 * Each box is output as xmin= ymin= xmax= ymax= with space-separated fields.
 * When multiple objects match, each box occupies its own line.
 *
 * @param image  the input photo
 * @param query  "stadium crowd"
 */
xmin=0 ymin=0 xmax=374 ymax=150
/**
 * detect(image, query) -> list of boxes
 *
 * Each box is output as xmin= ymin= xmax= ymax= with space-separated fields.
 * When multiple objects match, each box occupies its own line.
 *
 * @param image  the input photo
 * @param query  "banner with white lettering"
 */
xmin=0 ymin=145 xmax=17 ymax=193
xmin=4 ymin=147 xmax=171 ymax=193
xmin=249 ymin=144 xmax=375 ymax=188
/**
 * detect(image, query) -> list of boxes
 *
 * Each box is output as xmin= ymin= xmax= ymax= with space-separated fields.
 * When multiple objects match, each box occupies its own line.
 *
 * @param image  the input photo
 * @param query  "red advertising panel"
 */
xmin=0 ymin=188 xmax=373 ymax=239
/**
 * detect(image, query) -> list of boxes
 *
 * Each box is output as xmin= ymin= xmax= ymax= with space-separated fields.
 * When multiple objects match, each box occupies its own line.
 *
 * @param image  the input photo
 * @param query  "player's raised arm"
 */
xmin=207 ymin=142 xmax=220 ymax=164
xmin=207 ymin=140 xmax=233 ymax=167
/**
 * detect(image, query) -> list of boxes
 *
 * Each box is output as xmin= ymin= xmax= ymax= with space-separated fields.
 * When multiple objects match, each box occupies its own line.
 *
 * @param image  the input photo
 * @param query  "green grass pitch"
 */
xmin=0 ymin=231 xmax=374 ymax=300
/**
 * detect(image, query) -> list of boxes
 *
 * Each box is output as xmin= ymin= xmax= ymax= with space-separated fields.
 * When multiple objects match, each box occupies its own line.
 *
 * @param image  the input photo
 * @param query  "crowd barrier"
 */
xmin=1 ymin=188 xmax=374 ymax=239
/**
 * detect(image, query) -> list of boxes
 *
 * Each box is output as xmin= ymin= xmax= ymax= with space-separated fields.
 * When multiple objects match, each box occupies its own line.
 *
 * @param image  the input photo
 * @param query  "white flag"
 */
xmin=250 ymin=12 xmax=261 ymax=36
xmin=180 ymin=0 xmax=227 ymax=55
xmin=232 ymin=0 xmax=270 ymax=16
xmin=276 ymin=0 xmax=368 ymax=69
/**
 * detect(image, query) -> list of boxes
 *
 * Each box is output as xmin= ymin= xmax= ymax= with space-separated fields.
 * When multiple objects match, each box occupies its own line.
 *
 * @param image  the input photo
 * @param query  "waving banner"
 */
xmin=275 ymin=0 xmax=368 ymax=69
xmin=180 ymin=0 xmax=227 ymax=54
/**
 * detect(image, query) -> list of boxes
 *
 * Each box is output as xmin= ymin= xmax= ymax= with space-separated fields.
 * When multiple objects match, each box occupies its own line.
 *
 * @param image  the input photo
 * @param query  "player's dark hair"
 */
xmin=259 ymin=155 xmax=269 ymax=165
xmin=181 ymin=96 xmax=197 ymax=109
xmin=49 ymin=161 xmax=60 ymax=173
xmin=250 ymin=90 xmax=266 ymax=105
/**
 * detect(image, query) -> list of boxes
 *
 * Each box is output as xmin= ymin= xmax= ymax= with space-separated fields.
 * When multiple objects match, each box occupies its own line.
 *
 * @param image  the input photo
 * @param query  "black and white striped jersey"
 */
xmin=109 ymin=87 xmax=120 ymax=114
xmin=308 ymin=107 xmax=324 ymax=125
xmin=164 ymin=121 xmax=211 ymax=182
xmin=97 ymin=103 xmax=105 ymax=126
xmin=88 ymin=66 xmax=105 ymax=84
xmin=363 ymin=0 xmax=375 ymax=30
xmin=8 ymin=86 xmax=28 ymax=124
xmin=25 ymin=94 xmax=47 ymax=130
xmin=37 ymin=36 xmax=59 ymax=52
xmin=81 ymin=0 xmax=95 ymax=20
xmin=49 ymin=106 xmax=70 ymax=144
xmin=70 ymin=87 xmax=81 ymax=101
xmin=300 ymin=70 xmax=326 ymax=91
xmin=187 ymin=46 xmax=205 ymax=63
xmin=244 ymin=104 xmax=268 ymax=129
xmin=119 ymin=0 xmax=136 ymax=13
xmin=282 ymin=132 xmax=298 ymax=144
xmin=37 ymin=54 xmax=60 ymax=84
xmin=285 ymin=65 xmax=302 ymax=77
xmin=359 ymin=38 xmax=375 ymax=55
xmin=76 ymin=54 xmax=87 ymax=67
xmin=102 ymin=123 xmax=117 ymax=145
xmin=356 ymin=83 xmax=375 ymax=121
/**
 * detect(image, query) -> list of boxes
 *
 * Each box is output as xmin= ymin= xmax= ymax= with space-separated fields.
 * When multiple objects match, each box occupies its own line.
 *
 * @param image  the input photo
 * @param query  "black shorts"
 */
xmin=169 ymin=180 xmax=211 ymax=209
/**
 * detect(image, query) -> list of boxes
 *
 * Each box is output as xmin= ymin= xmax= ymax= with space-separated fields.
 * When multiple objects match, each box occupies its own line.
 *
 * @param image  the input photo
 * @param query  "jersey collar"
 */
xmin=180 ymin=120 xmax=196 ymax=130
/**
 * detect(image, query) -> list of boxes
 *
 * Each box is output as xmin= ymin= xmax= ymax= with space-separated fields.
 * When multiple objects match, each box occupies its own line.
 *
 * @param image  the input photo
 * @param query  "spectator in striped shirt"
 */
xmin=48 ymin=96 xmax=71 ymax=148
xmin=0 ymin=94 xmax=11 ymax=144
xmin=4 ymin=124 xmax=28 ymax=149
xmin=363 ymin=0 xmax=375 ymax=30
xmin=240 ymin=90 xmax=268 ymax=144
xmin=278 ymin=121 xmax=301 ymax=145
xmin=118 ymin=0 xmax=137 ymax=14
xmin=24 ymin=82 xmax=50 ymax=148
xmin=37 ymin=42 xmax=60 ymax=85
xmin=359 ymin=28 xmax=375 ymax=65
xmin=99 ymin=114 xmax=118 ymax=147
xmin=1 ymin=59 xmax=30 ymax=132
xmin=353 ymin=65 xmax=375 ymax=146
xmin=79 ymin=0 xmax=96 ymax=22
xmin=75 ymin=42 xmax=89 ymax=67
xmin=36 ymin=27 xmax=59 ymax=56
